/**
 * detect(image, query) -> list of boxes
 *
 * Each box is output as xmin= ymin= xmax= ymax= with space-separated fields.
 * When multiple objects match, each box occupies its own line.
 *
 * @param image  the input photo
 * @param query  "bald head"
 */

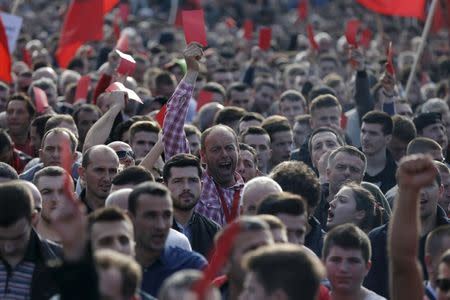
xmin=105 ymin=188 xmax=133 ymax=211
xmin=20 ymin=180 xmax=42 ymax=212
xmin=82 ymin=145 xmax=120 ymax=168
xmin=32 ymin=67 xmax=57 ymax=83
xmin=241 ymin=177 xmax=283 ymax=215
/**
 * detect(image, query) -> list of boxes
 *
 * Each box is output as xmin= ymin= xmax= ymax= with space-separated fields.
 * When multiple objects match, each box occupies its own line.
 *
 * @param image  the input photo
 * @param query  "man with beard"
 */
xmin=163 ymin=153 xmax=220 ymax=257
xmin=163 ymin=43 xmax=244 ymax=226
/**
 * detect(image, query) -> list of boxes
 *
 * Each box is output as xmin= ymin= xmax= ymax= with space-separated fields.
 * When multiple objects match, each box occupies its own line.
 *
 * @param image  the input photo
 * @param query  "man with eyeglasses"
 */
xmin=108 ymin=141 xmax=136 ymax=169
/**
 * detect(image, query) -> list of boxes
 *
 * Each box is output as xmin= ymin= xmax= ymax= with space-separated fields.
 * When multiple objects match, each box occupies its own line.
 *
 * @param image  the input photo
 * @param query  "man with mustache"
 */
xmin=360 ymin=111 xmax=396 ymax=193
xmin=163 ymin=153 xmax=221 ymax=257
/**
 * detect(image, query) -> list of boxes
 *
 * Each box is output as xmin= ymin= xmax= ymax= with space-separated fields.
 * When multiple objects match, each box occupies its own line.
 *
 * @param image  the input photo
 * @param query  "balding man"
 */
xmin=241 ymin=176 xmax=282 ymax=215
xmin=78 ymin=145 xmax=119 ymax=212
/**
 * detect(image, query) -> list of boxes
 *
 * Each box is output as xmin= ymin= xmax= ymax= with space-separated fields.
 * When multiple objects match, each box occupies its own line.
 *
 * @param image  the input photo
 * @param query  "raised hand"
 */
xmin=184 ymin=42 xmax=204 ymax=73
xmin=349 ymin=45 xmax=365 ymax=71
xmin=397 ymin=154 xmax=438 ymax=192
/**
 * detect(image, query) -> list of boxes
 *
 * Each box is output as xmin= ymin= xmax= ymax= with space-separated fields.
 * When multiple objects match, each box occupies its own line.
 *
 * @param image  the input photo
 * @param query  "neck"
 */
xmin=174 ymin=208 xmax=194 ymax=227
xmin=85 ymin=189 xmax=106 ymax=210
xmin=365 ymin=149 xmax=387 ymax=175
xmin=228 ymin=277 xmax=243 ymax=300
xmin=135 ymin=245 xmax=162 ymax=267
xmin=211 ymin=172 xmax=236 ymax=188
xmin=11 ymin=132 xmax=28 ymax=145
xmin=35 ymin=218 xmax=60 ymax=242
xmin=331 ymin=287 xmax=366 ymax=300
xmin=421 ymin=213 xmax=437 ymax=237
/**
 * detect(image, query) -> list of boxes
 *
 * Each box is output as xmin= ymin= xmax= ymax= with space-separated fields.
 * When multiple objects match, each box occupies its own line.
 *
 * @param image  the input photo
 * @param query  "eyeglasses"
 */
xmin=437 ymin=278 xmax=450 ymax=292
xmin=116 ymin=150 xmax=135 ymax=160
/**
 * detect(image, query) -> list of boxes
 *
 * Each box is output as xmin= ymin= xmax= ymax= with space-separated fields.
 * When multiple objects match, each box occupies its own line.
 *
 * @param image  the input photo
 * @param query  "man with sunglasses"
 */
xmin=108 ymin=141 xmax=136 ymax=169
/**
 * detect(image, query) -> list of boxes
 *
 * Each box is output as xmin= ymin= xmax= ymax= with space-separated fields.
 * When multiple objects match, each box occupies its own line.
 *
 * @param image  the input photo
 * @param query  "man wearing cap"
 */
xmin=414 ymin=112 xmax=448 ymax=160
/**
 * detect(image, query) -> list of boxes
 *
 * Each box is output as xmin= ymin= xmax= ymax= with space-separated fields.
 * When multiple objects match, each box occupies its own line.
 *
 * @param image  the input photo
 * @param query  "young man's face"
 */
xmin=276 ymin=213 xmax=307 ymax=245
xmin=279 ymin=100 xmax=305 ymax=126
xmin=360 ymin=122 xmax=390 ymax=156
xmin=6 ymin=100 xmax=32 ymax=136
xmin=419 ymin=179 xmax=443 ymax=220
xmin=325 ymin=246 xmax=371 ymax=294
xmin=421 ymin=123 xmax=448 ymax=150
xmin=91 ymin=220 xmax=135 ymax=256
xmin=166 ymin=166 xmax=201 ymax=212
xmin=310 ymin=106 xmax=341 ymax=130
xmin=243 ymin=134 xmax=271 ymax=173
xmin=310 ymin=131 xmax=340 ymax=169
xmin=327 ymin=152 xmax=365 ymax=195
xmin=236 ymin=150 xmax=258 ymax=182
xmin=36 ymin=175 xmax=69 ymax=223
xmin=130 ymin=130 xmax=159 ymax=159
xmin=0 ymin=217 xmax=32 ymax=267
xmin=293 ymin=121 xmax=310 ymax=149
xmin=270 ymin=130 xmax=293 ymax=166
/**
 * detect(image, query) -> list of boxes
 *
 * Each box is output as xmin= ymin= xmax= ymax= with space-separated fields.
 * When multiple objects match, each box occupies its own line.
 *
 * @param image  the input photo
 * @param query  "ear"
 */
xmin=425 ymin=253 xmax=433 ymax=274
xmin=39 ymin=149 xmax=43 ymax=162
xmin=326 ymin=166 xmax=331 ymax=178
xmin=78 ymin=166 xmax=86 ymax=182
xmin=72 ymin=152 xmax=77 ymax=162
xmin=200 ymin=148 xmax=206 ymax=162
xmin=439 ymin=183 xmax=444 ymax=199
xmin=364 ymin=260 xmax=372 ymax=276
xmin=31 ymin=210 xmax=39 ymax=227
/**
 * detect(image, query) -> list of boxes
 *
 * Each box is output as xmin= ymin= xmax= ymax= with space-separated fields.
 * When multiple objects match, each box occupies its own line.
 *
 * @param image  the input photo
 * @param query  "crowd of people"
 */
xmin=0 ymin=0 xmax=450 ymax=299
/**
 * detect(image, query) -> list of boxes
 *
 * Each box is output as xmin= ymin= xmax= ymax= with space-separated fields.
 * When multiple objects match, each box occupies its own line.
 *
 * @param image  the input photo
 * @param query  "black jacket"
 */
xmin=173 ymin=212 xmax=221 ymax=258
xmin=364 ymin=206 xmax=450 ymax=298
xmin=304 ymin=216 xmax=325 ymax=257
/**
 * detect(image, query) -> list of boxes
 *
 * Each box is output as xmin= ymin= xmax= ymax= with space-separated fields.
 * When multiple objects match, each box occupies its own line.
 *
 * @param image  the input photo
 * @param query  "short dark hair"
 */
xmin=44 ymin=114 xmax=76 ymax=134
xmin=0 ymin=162 xmax=19 ymax=180
xmin=279 ymin=90 xmax=307 ymax=107
xmin=214 ymin=106 xmax=246 ymax=126
xmin=242 ymin=244 xmax=324 ymax=300
xmin=31 ymin=114 xmax=52 ymax=141
xmin=309 ymin=94 xmax=341 ymax=116
xmin=226 ymin=82 xmax=250 ymax=100
xmin=270 ymin=161 xmax=320 ymax=209
xmin=112 ymin=166 xmax=154 ymax=186
xmin=184 ymin=124 xmax=201 ymax=138
xmin=256 ymin=214 xmax=286 ymax=231
xmin=239 ymin=112 xmax=264 ymax=124
xmin=33 ymin=166 xmax=70 ymax=186
xmin=328 ymin=146 xmax=367 ymax=170
xmin=239 ymin=143 xmax=258 ymax=163
xmin=163 ymin=153 xmax=202 ymax=183
xmin=73 ymin=104 xmax=102 ymax=124
xmin=362 ymin=111 xmax=393 ymax=135
xmin=407 ymin=137 xmax=442 ymax=155
xmin=0 ymin=181 xmax=34 ymax=226
xmin=41 ymin=127 xmax=78 ymax=152
xmin=323 ymin=223 xmax=371 ymax=263
xmin=240 ymin=126 xmax=270 ymax=142
xmin=426 ymin=225 xmax=450 ymax=259
xmin=129 ymin=121 xmax=160 ymax=143
xmin=7 ymin=93 xmax=36 ymax=116
xmin=257 ymin=192 xmax=307 ymax=216
xmin=202 ymin=82 xmax=226 ymax=98
xmin=88 ymin=206 xmax=132 ymax=232
xmin=128 ymin=182 xmax=170 ymax=215
xmin=261 ymin=115 xmax=291 ymax=139
xmin=391 ymin=115 xmax=416 ymax=142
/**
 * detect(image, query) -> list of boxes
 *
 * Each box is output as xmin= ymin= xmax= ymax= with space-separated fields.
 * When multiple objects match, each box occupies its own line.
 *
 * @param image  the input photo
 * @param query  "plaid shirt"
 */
xmin=163 ymin=80 xmax=244 ymax=226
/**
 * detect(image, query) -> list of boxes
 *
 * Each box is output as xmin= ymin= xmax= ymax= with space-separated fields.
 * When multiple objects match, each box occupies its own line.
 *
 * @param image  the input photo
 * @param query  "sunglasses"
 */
xmin=116 ymin=150 xmax=135 ymax=160
xmin=437 ymin=278 xmax=450 ymax=292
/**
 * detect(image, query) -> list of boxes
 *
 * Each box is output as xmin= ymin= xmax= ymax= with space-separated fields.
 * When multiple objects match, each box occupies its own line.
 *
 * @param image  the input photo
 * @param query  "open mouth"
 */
xmin=218 ymin=162 xmax=232 ymax=171
xmin=327 ymin=210 xmax=334 ymax=221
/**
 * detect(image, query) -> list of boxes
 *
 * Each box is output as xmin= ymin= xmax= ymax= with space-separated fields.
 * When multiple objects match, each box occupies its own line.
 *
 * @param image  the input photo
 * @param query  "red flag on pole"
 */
xmin=386 ymin=42 xmax=395 ymax=76
xmin=74 ymin=75 xmax=91 ymax=103
xmin=155 ymin=104 xmax=167 ymax=127
xmin=298 ymin=0 xmax=308 ymax=21
xmin=357 ymin=0 xmax=426 ymax=19
xmin=0 ymin=17 xmax=12 ymax=83
xmin=243 ymin=19 xmax=253 ymax=41
xmin=258 ymin=27 xmax=272 ymax=50
xmin=56 ymin=0 xmax=119 ymax=68
xmin=307 ymin=24 xmax=319 ymax=50
xmin=345 ymin=19 xmax=361 ymax=47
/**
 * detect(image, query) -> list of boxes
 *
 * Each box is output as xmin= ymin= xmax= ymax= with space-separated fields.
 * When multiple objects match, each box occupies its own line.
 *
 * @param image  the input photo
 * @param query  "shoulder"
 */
xmin=368 ymin=224 xmax=388 ymax=239
xmin=165 ymin=246 xmax=207 ymax=269
xmin=195 ymin=212 xmax=221 ymax=231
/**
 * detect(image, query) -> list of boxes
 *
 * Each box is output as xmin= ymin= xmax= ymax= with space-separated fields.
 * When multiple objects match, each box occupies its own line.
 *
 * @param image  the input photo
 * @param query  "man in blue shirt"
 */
xmin=128 ymin=181 xmax=207 ymax=297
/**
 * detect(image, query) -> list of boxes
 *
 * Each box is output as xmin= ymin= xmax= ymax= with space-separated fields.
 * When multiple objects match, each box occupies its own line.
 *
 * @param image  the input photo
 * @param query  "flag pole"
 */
xmin=10 ymin=0 xmax=23 ymax=15
xmin=404 ymin=0 xmax=439 ymax=97
xmin=169 ymin=0 xmax=179 ymax=25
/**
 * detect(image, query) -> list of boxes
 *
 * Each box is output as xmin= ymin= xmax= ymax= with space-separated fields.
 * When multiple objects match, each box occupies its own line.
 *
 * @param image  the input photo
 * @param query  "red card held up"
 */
xmin=307 ymin=24 xmax=319 ymax=50
xmin=243 ymin=19 xmax=253 ymax=41
xmin=386 ymin=42 xmax=395 ymax=76
xmin=74 ymin=75 xmax=91 ymax=103
xmin=360 ymin=27 xmax=372 ymax=49
xmin=106 ymin=82 xmax=143 ymax=104
xmin=182 ymin=10 xmax=207 ymax=47
xmin=196 ymin=90 xmax=214 ymax=112
xmin=298 ymin=0 xmax=308 ymax=21
xmin=259 ymin=27 xmax=272 ymax=51
xmin=116 ymin=49 xmax=136 ymax=75
xmin=345 ymin=19 xmax=361 ymax=47
xmin=155 ymin=104 xmax=167 ymax=127
xmin=33 ymin=86 xmax=49 ymax=113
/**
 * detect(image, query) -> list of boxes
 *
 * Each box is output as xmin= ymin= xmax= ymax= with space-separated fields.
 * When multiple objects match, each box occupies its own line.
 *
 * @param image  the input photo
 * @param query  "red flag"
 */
xmin=345 ymin=19 xmax=361 ymax=47
xmin=155 ymin=104 xmax=167 ymax=127
xmin=193 ymin=222 xmax=240 ymax=299
xmin=56 ymin=0 xmax=118 ymax=68
xmin=360 ymin=27 xmax=373 ymax=49
xmin=298 ymin=0 xmax=308 ymax=21
xmin=196 ymin=90 xmax=214 ymax=112
xmin=22 ymin=48 xmax=32 ymax=67
xmin=243 ymin=19 xmax=253 ymax=41
xmin=182 ymin=10 xmax=208 ymax=47
xmin=0 ymin=17 xmax=12 ymax=83
xmin=74 ymin=75 xmax=91 ymax=103
xmin=431 ymin=0 xmax=450 ymax=33
xmin=307 ymin=24 xmax=319 ymax=50
xmin=386 ymin=42 xmax=395 ymax=76
xmin=113 ymin=11 xmax=121 ymax=41
xmin=258 ymin=27 xmax=272 ymax=51
xmin=357 ymin=0 xmax=426 ymax=19
xmin=33 ymin=86 xmax=49 ymax=113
